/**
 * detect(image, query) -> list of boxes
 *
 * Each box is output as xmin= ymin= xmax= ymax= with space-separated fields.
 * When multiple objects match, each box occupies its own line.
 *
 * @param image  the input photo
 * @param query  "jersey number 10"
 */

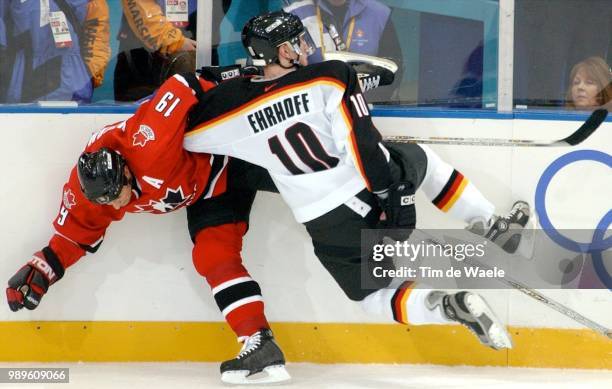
xmin=268 ymin=122 xmax=339 ymax=175
xmin=350 ymin=93 xmax=369 ymax=118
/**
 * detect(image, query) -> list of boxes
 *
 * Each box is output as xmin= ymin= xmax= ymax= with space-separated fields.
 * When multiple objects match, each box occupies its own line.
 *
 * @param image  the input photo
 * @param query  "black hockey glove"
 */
xmin=354 ymin=62 xmax=396 ymax=92
xmin=6 ymin=248 xmax=64 ymax=312
xmin=322 ymin=51 xmax=398 ymax=92
xmin=198 ymin=64 xmax=262 ymax=84
xmin=376 ymin=181 xmax=416 ymax=241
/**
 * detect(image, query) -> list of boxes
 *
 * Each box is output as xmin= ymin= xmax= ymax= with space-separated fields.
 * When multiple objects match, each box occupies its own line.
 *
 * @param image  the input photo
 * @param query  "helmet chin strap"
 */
xmin=276 ymin=41 xmax=304 ymax=69
xmin=278 ymin=60 xmax=297 ymax=70
xmin=292 ymin=53 xmax=304 ymax=68
xmin=278 ymin=51 xmax=302 ymax=69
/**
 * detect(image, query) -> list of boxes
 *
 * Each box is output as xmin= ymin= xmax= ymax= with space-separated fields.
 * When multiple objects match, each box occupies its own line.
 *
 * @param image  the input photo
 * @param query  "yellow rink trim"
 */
xmin=0 ymin=322 xmax=610 ymax=369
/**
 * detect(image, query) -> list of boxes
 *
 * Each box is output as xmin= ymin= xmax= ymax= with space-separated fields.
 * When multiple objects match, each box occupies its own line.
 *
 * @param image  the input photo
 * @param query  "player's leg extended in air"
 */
xmin=305 ymin=142 xmax=522 ymax=350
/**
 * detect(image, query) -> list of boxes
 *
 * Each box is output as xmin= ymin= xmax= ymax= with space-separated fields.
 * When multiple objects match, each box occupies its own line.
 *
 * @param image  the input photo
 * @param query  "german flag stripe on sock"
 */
xmin=432 ymin=170 xmax=469 ymax=212
xmin=391 ymin=281 xmax=414 ymax=324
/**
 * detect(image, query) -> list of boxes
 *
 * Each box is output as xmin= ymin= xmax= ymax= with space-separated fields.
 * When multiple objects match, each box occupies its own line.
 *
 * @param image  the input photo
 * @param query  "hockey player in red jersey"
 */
xmin=183 ymin=11 xmax=533 ymax=375
xmin=5 ymin=72 xmax=290 ymax=385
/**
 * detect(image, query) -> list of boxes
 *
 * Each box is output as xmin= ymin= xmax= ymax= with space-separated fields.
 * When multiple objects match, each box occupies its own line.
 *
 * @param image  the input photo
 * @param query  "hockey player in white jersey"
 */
xmin=183 ymin=11 xmax=529 ymax=381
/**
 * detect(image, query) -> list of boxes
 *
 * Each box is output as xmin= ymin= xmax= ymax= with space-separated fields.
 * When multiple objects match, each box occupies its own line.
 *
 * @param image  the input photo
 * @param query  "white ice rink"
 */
xmin=1 ymin=363 xmax=611 ymax=389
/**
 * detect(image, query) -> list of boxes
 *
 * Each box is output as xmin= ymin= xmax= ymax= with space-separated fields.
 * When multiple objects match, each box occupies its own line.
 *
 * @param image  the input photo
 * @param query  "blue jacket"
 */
xmin=285 ymin=0 xmax=391 ymax=63
xmin=6 ymin=0 xmax=92 ymax=103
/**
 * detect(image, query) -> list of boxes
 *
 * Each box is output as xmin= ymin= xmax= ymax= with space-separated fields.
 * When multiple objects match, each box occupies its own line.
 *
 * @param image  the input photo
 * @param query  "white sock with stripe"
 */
xmin=418 ymin=145 xmax=495 ymax=223
xmin=359 ymin=284 xmax=452 ymax=325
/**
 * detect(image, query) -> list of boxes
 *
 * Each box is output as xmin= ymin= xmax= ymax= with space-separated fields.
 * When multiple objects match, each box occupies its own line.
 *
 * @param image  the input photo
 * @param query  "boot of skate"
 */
xmin=220 ymin=328 xmax=290 ymax=385
xmin=426 ymin=290 xmax=513 ymax=350
xmin=467 ymin=201 xmax=532 ymax=254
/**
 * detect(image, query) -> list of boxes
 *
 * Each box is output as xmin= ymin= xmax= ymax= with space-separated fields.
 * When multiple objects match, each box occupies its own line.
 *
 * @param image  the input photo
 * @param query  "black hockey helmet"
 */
xmin=77 ymin=148 xmax=128 ymax=204
xmin=241 ymin=11 xmax=314 ymax=66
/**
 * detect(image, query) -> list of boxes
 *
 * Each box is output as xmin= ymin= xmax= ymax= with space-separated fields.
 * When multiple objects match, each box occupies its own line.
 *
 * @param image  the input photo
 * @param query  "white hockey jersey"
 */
xmin=184 ymin=60 xmax=391 ymax=222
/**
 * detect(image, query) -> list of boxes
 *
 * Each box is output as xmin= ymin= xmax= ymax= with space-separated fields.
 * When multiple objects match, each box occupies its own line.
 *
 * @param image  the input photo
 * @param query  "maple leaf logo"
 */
xmin=133 ymin=186 xmax=193 ymax=214
xmin=133 ymin=125 xmax=156 ymax=147
xmin=63 ymin=189 xmax=76 ymax=209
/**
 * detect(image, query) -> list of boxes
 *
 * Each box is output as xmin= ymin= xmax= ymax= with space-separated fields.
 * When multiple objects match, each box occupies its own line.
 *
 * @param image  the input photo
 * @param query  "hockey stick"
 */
xmin=419 ymin=231 xmax=612 ymax=339
xmin=384 ymin=108 xmax=608 ymax=147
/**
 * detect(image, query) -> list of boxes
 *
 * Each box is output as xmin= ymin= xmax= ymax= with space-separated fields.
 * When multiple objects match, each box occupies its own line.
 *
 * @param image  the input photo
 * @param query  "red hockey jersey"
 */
xmin=49 ymin=74 xmax=227 ymax=269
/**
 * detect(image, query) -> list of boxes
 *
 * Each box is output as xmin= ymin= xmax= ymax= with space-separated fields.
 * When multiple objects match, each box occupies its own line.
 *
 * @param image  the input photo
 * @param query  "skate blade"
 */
xmin=465 ymin=293 xmax=513 ymax=350
xmin=221 ymin=365 xmax=291 ymax=385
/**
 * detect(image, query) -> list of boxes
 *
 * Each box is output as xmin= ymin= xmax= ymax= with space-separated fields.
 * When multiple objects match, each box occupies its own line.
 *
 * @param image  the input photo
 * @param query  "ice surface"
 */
xmin=1 ymin=362 xmax=610 ymax=389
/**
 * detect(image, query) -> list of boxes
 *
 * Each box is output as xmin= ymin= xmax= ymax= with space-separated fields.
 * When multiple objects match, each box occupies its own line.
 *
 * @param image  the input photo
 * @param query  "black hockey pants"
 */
xmin=188 ymin=142 xmax=428 ymax=301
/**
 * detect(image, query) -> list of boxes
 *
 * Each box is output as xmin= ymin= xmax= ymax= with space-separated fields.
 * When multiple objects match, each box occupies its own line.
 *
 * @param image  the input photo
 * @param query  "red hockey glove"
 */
xmin=6 ymin=248 xmax=65 ymax=312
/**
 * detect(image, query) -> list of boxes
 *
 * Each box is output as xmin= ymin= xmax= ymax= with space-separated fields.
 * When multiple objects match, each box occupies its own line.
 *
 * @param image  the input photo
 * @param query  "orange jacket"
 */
xmin=121 ymin=0 xmax=186 ymax=55
xmin=83 ymin=0 xmax=111 ymax=88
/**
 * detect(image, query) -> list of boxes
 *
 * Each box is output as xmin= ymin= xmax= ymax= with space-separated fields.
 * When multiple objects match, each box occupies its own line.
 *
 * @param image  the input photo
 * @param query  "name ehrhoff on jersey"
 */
xmin=247 ymin=93 xmax=311 ymax=133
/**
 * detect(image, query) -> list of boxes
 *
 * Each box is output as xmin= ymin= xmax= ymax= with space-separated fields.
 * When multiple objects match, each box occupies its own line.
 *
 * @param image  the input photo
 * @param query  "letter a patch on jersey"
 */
xmin=133 ymin=125 xmax=156 ymax=147
xmin=142 ymin=176 xmax=164 ymax=189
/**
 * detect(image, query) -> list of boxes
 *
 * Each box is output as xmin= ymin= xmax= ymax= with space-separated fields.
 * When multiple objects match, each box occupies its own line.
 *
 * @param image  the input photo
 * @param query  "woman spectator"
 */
xmin=565 ymin=56 xmax=611 ymax=109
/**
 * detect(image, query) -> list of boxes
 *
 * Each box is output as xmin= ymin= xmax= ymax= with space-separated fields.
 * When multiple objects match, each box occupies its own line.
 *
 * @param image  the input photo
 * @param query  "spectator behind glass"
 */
xmin=565 ymin=56 xmax=612 ymax=109
xmin=114 ymin=0 xmax=198 ymax=102
xmin=82 ymin=0 xmax=111 ymax=89
xmin=284 ymin=0 xmax=403 ymax=102
xmin=2 ymin=0 xmax=110 ymax=104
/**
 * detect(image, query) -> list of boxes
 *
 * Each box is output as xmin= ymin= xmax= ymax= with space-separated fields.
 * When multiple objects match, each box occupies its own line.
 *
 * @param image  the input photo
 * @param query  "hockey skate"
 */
xmin=220 ymin=328 xmax=290 ymax=385
xmin=426 ymin=290 xmax=513 ymax=350
xmin=467 ymin=201 xmax=532 ymax=254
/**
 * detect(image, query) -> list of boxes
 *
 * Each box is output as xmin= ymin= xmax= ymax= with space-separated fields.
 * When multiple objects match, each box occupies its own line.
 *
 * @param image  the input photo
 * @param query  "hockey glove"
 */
xmin=6 ymin=248 xmax=64 ymax=312
xmin=198 ymin=65 xmax=261 ymax=84
xmin=376 ymin=181 xmax=416 ymax=241
xmin=322 ymin=51 xmax=398 ymax=92
xmin=354 ymin=62 xmax=396 ymax=92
